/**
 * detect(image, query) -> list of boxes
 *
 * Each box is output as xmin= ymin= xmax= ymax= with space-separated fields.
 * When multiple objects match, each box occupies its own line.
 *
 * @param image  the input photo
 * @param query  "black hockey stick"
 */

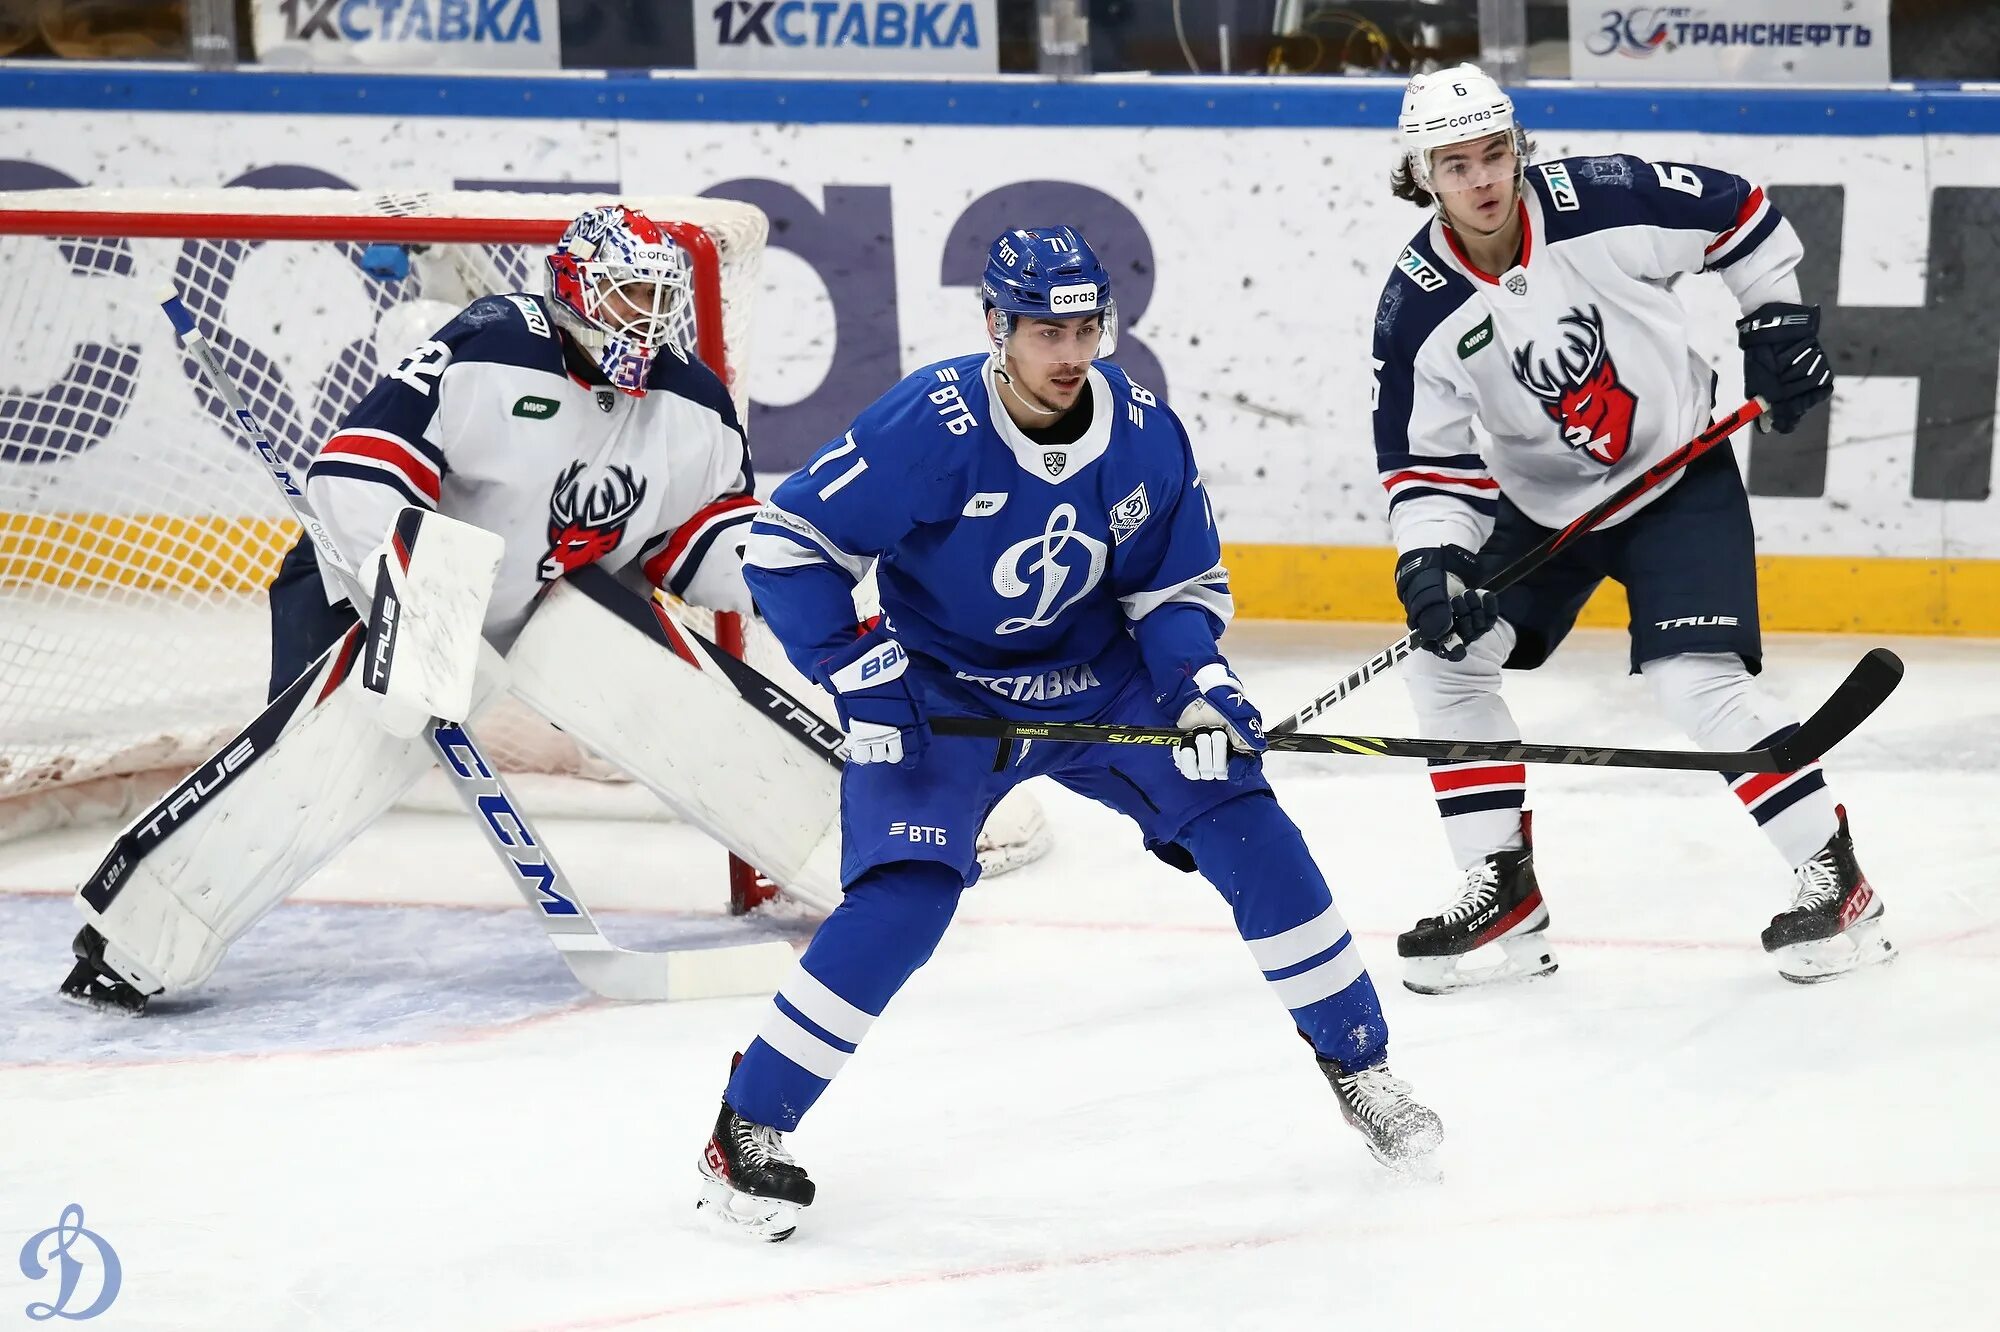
xmin=1272 ymin=396 xmax=1769 ymax=735
xmin=937 ymin=647 xmax=1901 ymax=775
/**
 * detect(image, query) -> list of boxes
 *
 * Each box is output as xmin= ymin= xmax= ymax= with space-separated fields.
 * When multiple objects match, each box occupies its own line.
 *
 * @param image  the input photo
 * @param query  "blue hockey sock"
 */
xmin=725 ymin=860 xmax=964 ymax=1130
xmin=1176 ymin=791 xmax=1389 ymax=1072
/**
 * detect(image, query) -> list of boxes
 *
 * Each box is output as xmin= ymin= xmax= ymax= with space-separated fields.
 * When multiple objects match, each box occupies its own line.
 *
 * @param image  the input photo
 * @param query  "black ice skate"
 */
xmin=1318 ymin=1056 xmax=1444 ymax=1170
xmin=1762 ymin=806 xmax=1896 ymax=984
xmin=695 ymin=1088 xmax=815 ymax=1242
xmin=57 ymin=925 xmax=150 ymax=1014
xmin=1397 ymin=814 xmax=1557 ymax=995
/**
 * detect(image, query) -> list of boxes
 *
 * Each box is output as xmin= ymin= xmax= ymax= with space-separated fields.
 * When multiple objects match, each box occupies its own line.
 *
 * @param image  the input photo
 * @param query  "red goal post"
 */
xmin=0 ymin=186 xmax=788 ymax=909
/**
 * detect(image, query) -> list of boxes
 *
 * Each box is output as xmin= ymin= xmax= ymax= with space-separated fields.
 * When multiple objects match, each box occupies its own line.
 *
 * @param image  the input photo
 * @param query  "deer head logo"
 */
xmin=1510 ymin=305 xmax=1637 ymax=466
xmin=540 ymin=461 xmax=648 ymax=581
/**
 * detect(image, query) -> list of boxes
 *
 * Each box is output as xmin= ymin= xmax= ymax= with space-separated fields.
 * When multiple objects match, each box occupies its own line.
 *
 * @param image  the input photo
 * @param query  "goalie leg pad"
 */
xmin=74 ymin=627 xmax=509 ymax=996
xmin=503 ymin=570 xmax=847 ymax=913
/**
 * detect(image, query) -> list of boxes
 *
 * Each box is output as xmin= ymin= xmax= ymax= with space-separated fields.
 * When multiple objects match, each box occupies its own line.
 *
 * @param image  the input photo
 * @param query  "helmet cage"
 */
xmin=545 ymin=206 xmax=696 ymax=395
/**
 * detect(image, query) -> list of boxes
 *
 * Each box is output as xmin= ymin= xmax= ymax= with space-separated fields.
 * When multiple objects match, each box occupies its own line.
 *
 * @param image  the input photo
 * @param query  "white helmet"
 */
xmin=1399 ymin=63 xmax=1523 ymax=194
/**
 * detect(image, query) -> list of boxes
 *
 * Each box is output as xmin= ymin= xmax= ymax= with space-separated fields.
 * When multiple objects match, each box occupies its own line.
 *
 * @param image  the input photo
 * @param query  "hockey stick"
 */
xmin=1271 ymin=396 xmax=1769 ymax=735
xmin=935 ymin=646 xmax=1901 ymax=774
xmin=159 ymin=291 xmax=792 ymax=1002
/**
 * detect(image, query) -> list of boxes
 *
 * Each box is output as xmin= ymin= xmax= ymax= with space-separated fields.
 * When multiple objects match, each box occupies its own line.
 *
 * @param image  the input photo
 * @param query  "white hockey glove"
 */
xmin=816 ymin=626 xmax=930 ymax=767
xmin=1170 ymin=661 xmax=1267 ymax=782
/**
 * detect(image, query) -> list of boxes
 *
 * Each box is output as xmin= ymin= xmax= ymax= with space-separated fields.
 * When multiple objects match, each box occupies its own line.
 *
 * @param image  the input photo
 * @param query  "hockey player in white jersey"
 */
xmin=60 ymin=204 xmax=763 ymax=1011
xmin=1370 ymin=66 xmax=1893 ymax=991
xmin=693 ymin=227 xmax=1441 ymax=1241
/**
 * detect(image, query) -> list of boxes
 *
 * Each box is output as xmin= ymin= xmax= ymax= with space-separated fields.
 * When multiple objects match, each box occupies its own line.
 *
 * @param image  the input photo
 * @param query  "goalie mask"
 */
xmin=980 ymin=225 xmax=1118 ymax=366
xmin=545 ymin=205 xmax=696 ymax=396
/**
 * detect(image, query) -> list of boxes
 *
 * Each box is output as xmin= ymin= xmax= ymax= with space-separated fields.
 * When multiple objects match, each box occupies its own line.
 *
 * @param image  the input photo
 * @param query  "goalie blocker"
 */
xmin=65 ymin=543 xmax=1047 ymax=1007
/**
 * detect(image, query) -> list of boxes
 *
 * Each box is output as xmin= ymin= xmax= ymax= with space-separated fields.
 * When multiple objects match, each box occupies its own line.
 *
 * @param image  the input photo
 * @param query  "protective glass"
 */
xmin=1426 ymin=136 xmax=1519 ymax=193
xmin=999 ymin=302 xmax=1119 ymax=365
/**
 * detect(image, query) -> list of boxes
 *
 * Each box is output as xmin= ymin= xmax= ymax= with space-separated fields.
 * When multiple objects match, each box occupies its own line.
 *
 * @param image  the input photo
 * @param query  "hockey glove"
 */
xmin=1169 ymin=661 xmax=1267 ymax=782
xmin=1738 ymin=302 xmax=1833 ymax=435
xmin=1394 ymin=544 xmax=1498 ymax=662
xmin=816 ymin=626 xmax=929 ymax=767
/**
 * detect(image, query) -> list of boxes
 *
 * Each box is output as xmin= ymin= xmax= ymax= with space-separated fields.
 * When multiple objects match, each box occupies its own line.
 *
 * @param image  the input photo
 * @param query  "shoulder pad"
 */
xmin=1529 ymin=155 xmax=1658 ymax=242
xmin=645 ymin=348 xmax=743 ymax=434
xmin=431 ymin=294 xmax=563 ymax=373
xmin=1375 ymin=229 xmax=1475 ymax=357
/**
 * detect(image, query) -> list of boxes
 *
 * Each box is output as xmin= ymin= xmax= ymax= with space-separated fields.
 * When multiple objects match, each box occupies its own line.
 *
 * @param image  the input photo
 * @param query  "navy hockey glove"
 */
xmin=816 ymin=626 xmax=929 ymax=767
xmin=1395 ymin=544 xmax=1498 ymax=662
xmin=1738 ymin=302 xmax=1833 ymax=435
xmin=1168 ymin=661 xmax=1267 ymax=782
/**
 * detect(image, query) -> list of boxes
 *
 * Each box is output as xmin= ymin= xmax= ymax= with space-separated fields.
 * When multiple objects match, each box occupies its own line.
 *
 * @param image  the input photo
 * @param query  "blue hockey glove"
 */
xmin=1169 ymin=661 xmax=1267 ymax=782
xmin=1738 ymin=302 xmax=1833 ymax=435
xmin=815 ymin=626 xmax=929 ymax=767
xmin=1394 ymin=544 xmax=1498 ymax=662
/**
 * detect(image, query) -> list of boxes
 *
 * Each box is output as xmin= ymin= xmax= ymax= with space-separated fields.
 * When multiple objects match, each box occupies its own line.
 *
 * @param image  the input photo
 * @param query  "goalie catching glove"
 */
xmin=1168 ymin=660 xmax=1267 ymax=781
xmin=817 ymin=625 xmax=929 ymax=767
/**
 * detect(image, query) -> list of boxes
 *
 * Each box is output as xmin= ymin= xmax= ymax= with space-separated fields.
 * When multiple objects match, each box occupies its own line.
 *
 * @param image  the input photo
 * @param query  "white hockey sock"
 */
xmin=1403 ymin=622 xmax=1528 ymax=871
xmin=1641 ymin=652 xmax=1840 ymax=867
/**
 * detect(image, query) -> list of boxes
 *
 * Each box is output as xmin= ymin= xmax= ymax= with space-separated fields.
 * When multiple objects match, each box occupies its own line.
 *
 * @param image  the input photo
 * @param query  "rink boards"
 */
xmin=1 ymin=72 xmax=1997 ymax=632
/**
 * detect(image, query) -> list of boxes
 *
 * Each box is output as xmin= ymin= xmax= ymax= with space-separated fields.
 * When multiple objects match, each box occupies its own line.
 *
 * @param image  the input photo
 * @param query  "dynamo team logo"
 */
xmin=19 ymin=1204 xmax=122 ymax=1321
xmin=1511 ymin=305 xmax=1639 ymax=466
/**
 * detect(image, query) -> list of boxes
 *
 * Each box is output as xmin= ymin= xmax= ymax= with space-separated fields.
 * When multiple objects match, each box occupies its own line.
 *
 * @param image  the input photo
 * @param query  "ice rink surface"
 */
xmin=3 ymin=622 xmax=1996 ymax=1332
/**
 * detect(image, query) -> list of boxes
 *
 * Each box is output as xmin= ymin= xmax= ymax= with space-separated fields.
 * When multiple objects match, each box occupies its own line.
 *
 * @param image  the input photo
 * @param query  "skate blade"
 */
xmin=57 ymin=970 xmax=150 ymax=1016
xmin=1775 ymin=918 xmax=1898 ymax=985
xmin=1404 ymin=933 xmax=1558 ymax=996
xmin=695 ymin=1175 xmax=804 ymax=1242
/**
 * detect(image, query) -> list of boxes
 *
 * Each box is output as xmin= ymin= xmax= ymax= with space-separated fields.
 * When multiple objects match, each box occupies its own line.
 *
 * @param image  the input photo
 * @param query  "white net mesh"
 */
xmin=0 ymin=188 xmax=770 ymax=838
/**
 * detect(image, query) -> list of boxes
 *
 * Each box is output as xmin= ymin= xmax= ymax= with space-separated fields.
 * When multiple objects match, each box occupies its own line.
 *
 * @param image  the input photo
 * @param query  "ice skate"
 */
xmin=1763 ymin=806 xmax=1896 ymax=984
xmin=57 ymin=925 xmax=151 ymax=1015
xmin=1398 ymin=815 xmax=1557 ymax=994
xmin=695 ymin=1096 xmax=815 ymax=1242
xmin=1319 ymin=1056 xmax=1443 ymax=1170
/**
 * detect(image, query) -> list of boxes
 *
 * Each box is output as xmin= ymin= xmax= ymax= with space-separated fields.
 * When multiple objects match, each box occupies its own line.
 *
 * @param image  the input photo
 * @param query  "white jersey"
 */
xmin=303 ymin=294 xmax=756 ymax=646
xmin=1369 ymin=153 xmax=1804 ymax=553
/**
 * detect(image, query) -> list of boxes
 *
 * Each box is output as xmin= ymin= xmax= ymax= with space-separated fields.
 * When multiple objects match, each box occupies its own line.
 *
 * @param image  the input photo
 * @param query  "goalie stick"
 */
xmin=1271 ymin=397 xmax=1769 ymax=736
xmin=936 ymin=647 xmax=1902 ymax=774
xmin=159 ymin=291 xmax=792 ymax=1003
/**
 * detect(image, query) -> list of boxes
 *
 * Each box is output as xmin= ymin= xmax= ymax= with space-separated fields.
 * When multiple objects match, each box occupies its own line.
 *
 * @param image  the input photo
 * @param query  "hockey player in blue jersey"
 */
xmin=695 ymin=227 xmax=1441 ymax=1240
xmin=1370 ymin=65 xmax=1893 ymax=993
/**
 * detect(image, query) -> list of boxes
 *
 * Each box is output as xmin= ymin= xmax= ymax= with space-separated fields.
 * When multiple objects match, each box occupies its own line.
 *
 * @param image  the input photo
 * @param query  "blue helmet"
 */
xmin=980 ymin=226 xmax=1118 ymax=357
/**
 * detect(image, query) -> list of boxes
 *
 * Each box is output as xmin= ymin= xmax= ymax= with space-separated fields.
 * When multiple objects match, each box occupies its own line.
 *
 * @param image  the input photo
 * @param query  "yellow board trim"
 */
xmin=0 ymin=513 xmax=299 ymax=595
xmin=3 ymin=518 xmax=1994 ymax=636
xmin=1224 ymin=542 xmax=2000 ymax=637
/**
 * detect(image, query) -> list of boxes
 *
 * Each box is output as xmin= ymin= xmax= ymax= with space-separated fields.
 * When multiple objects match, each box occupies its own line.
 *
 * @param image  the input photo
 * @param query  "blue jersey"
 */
xmin=744 ymin=354 xmax=1233 ymax=719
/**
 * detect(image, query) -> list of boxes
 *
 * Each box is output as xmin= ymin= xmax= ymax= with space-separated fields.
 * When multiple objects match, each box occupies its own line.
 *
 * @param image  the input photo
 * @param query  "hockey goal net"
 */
xmin=0 ymin=187 xmax=1047 ymax=910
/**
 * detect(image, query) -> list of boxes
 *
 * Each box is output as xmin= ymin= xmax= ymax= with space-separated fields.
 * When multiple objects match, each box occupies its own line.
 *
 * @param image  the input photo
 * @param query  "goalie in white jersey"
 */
xmin=1370 ymin=66 xmax=1893 ymax=990
xmin=60 ymin=204 xmax=764 ymax=1011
